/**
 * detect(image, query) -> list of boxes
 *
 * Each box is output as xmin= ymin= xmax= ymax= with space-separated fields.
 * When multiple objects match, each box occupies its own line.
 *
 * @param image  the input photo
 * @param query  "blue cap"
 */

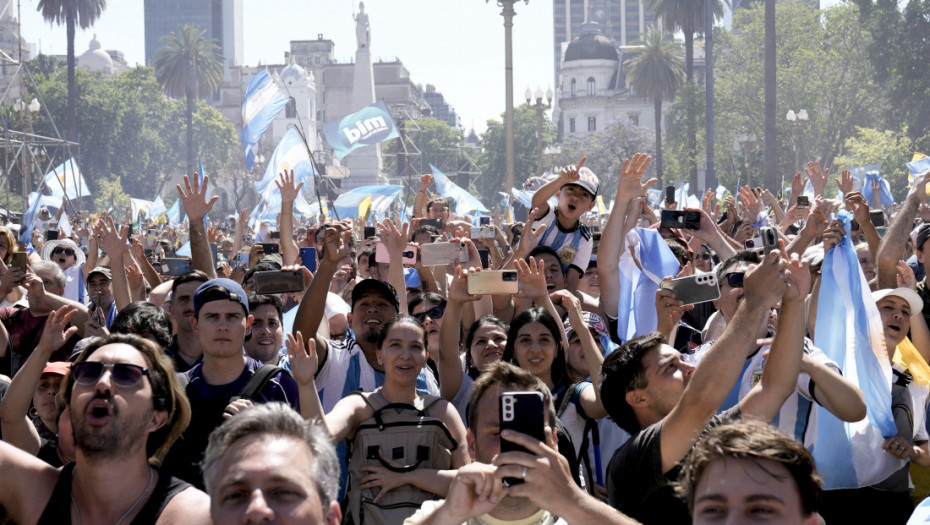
xmin=193 ymin=278 xmax=250 ymax=316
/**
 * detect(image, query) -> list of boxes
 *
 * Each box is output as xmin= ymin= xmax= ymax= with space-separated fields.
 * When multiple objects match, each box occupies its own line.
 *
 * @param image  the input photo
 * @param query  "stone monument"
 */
xmin=344 ymin=1 xmax=384 ymax=188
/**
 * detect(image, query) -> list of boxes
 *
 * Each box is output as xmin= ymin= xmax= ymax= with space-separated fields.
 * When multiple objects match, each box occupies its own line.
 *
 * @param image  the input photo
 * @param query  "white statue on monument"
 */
xmin=354 ymin=2 xmax=370 ymax=48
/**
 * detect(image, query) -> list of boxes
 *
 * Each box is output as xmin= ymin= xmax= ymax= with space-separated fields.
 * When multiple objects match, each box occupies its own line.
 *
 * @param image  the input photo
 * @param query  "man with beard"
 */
xmin=0 ymin=333 xmax=211 ymax=524
xmin=405 ymin=362 xmax=637 ymax=525
xmin=163 ymin=271 xmax=209 ymax=373
xmin=293 ymin=222 xmax=438 ymax=414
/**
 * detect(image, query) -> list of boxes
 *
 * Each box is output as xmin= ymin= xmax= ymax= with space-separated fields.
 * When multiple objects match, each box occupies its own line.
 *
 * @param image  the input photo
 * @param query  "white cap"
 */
xmin=872 ymin=287 xmax=922 ymax=317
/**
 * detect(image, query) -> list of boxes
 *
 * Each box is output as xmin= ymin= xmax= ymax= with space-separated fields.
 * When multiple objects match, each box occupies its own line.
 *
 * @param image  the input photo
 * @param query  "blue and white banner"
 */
xmin=323 ymin=101 xmax=399 ymax=160
xmin=130 ymin=198 xmax=156 ymax=220
xmin=430 ymin=164 xmax=488 ymax=215
xmin=862 ymin=171 xmax=895 ymax=207
xmin=148 ymin=195 xmax=167 ymax=219
xmin=253 ymin=127 xmax=316 ymax=197
xmin=241 ymin=70 xmax=289 ymax=171
xmin=44 ymin=158 xmax=91 ymax=200
xmin=332 ymin=185 xmax=403 ymax=220
xmin=616 ymin=228 xmax=680 ymax=342
xmin=19 ymin=192 xmax=63 ymax=244
xmin=813 ymin=211 xmax=898 ymax=489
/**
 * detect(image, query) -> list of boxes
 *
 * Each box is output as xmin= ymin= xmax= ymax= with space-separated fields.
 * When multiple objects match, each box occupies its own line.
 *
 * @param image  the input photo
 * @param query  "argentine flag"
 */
xmin=862 ymin=171 xmax=895 ymax=207
xmin=254 ymin=127 xmax=316 ymax=197
xmin=430 ymin=165 xmax=488 ymax=215
xmin=20 ymin=192 xmax=63 ymax=244
xmin=44 ymin=158 xmax=91 ymax=200
xmin=241 ymin=70 xmax=289 ymax=171
xmin=333 ymin=185 xmax=403 ymax=220
xmin=616 ymin=228 xmax=680 ymax=342
xmin=813 ymin=211 xmax=900 ymax=489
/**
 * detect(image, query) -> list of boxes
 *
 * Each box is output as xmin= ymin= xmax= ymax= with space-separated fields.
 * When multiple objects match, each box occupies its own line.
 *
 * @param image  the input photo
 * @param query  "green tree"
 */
xmin=477 ymin=105 xmax=556 ymax=203
xmin=648 ymin=0 xmax=726 ymax=193
xmin=556 ymin=118 xmax=654 ymax=198
xmin=153 ymin=23 xmax=224 ymax=176
xmin=624 ymin=26 xmax=685 ymax=186
xmin=384 ymin=117 xmax=465 ymax=177
xmin=834 ymin=127 xmax=927 ymax=200
xmin=36 ymin=0 xmax=107 ymax=142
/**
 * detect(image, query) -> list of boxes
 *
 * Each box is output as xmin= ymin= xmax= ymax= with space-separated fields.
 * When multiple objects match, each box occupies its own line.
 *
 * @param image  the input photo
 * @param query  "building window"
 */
xmin=570 ymin=78 xmax=576 ymax=97
xmin=629 ymin=114 xmax=639 ymax=126
xmin=588 ymin=116 xmax=596 ymax=132
xmin=569 ymin=118 xmax=576 ymax=133
xmin=587 ymin=77 xmax=595 ymax=96
xmin=286 ymin=97 xmax=297 ymax=118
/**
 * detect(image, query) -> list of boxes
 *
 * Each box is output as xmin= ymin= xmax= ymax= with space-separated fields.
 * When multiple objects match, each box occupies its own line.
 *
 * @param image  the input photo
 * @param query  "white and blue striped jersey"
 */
xmin=314 ymin=335 xmax=439 ymax=413
xmin=535 ymin=205 xmax=594 ymax=274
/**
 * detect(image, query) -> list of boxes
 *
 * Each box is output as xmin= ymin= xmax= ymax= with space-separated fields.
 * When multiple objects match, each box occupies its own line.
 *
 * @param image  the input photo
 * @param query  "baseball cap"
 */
xmin=193 ymin=278 xmax=250 ymax=316
xmin=42 ymin=361 xmax=71 ymax=376
xmin=351 ymin=279 xmax=400 ymax=312
xmin=563 ymin=167 xmax=600 ymax=197
xmin=86 ymin=267 xmax=112 ymax=282
xmin=872 ymin=287 xmax=922 ymax=316
xmin=564 ymin=311 xmax=609 ymax=341
xmin=915 ymin=223 xmax=930 ymax=252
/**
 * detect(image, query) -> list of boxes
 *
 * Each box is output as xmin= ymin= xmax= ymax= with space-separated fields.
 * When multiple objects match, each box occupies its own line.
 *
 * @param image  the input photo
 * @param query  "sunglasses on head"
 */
xmin=724 ymin=272 xmax=745 ymax=288
xmin=412 ymin=306 xmax=445 ymax=323
xmin=71 ymin=362 xmax=149 ymax=387
xmin=52 ymin=247 xmax=75 ymax=257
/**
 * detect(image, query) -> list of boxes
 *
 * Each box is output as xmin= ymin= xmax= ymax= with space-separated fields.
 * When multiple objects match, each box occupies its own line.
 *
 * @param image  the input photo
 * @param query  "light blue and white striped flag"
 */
xmin=862 ymin=171 xmax=895 ymax=207
xmin=241 ymin=70 xmax=288 ymax=171
xmin=332 ymin=185 xmax=403 ymax=220
xmin=430 ymin=164 xmax=488 ymax=215
xmin=813 ymin=211 xmax=899 ymax=489
xmin=44 ymin=158 xmax=91 ymax=200
xmin=616 ymin=227 xmax=680 ymax=342
xmin=253 ymin=127 xmax=316 ymax=197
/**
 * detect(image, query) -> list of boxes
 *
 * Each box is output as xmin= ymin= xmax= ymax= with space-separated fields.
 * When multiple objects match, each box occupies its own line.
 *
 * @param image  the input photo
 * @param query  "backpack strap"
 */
xmin=557 ymin=382 xmax=587 ymax=419
xmin=235 ymin=364 xmax=285 ymax=402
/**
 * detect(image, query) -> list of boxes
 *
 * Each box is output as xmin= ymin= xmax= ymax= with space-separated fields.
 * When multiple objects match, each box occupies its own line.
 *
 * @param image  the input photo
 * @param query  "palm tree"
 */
xmin=625 ymin=27 xmax=685 ymax=186
xmin=153 ymin=24 xmax=224 ymax=176
xmin=37 ymin=0 xmax=108 ymax=142
xmin=648 ymin=0 xmax=727 ymax=193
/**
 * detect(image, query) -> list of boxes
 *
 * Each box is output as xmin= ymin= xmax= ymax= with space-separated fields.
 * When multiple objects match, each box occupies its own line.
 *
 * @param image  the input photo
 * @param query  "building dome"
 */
xmin=564 ymin=22 xmax=617 ymax=62
xmin=280 ymin=60 xmax=309 ymax=86
xmin=77 ymin=34 xmax=114 ymax=75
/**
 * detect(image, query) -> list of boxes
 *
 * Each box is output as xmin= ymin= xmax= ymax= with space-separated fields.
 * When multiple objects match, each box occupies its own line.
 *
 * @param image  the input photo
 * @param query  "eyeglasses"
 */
xmin=412 ymin=306 xmax=445 ymax=323
xmin=697 ymin=253 xmax=712 ymax=260
xmin=71 ymin=362 xmax=150 ymax=387
xmin=724 ymin=272 xmax=745 ymax=288
xmin=52 ymin=247 xmax=75 ymax=257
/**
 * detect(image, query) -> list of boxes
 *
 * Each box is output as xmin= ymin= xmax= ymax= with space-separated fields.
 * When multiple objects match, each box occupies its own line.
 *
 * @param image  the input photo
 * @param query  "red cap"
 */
xmin=42 ymin=361 xmax=71 ymax=376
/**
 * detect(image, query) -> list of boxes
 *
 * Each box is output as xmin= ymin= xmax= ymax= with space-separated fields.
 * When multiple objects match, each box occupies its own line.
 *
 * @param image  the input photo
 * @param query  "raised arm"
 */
xmin=231 ymin=208 xmax=248 ymax=256
xmin=562 ymin=292 xmax=608 ymax=419
xmin=877 ymin=171 xmax=928 ymax=289
xmin=439 ymin=266 xmax=480 ymax=401
xmin=176 ymin=174 xmax=218 ymax=279
xmin=659 ymin=249 xmax=788 ymax=473
xmin=414 ymin=174 xmax=432 ymax=218
xmin=94 ymin=217 xmax=132 ymax=311
xmin=276 ymin=170 xmax=303 ymax=266
xmin=129 ymin=234 xmax=162 ymax=290
xmin=378 ymin=219 xmax=410 ymax=315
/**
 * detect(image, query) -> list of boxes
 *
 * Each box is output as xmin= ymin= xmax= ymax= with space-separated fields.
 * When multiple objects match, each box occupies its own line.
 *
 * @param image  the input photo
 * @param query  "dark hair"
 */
xmin=248 ymin=293 xmax=284 ymax=322
xmin=527 ymin=245 xmax=563 ymax=272
xmin=599 ymin=331 xmax=664 ymax=434
xmin=377 ymin=315 xmax=428 ymax=354
xmin=665 ymin=239 xmax=691 ymax=267
xmin=358 ymin=247 xmax=376 ymax=268
xmin=110 ymin=302 xmax=172 ymax=348
xmin=466 ymin=361 xmax=556 ymax=431
xmin=316 ymin=224 xmax=358 ymax=259
xmin=408 ymin=292 xmax=446 ymax=314
xmin=715 ymin=250 xmax=762 ymax=284
xmin=411 ymin=225 xmax=441 ymax=241
xmin=502 ymin=307 xmax=568 ymax=389
xmin=171 ymin=270 xmax=209 ymax=296
xmin=242 ymin=262 xmax=276 ymax=286
xmin=61 ymin=334 xmax=190 ymax=466
xmin=464 ymin=315 xmax=509 ymax=378
xmin=426 ymin=197 xmax=449 ymax=214
xmin=677 ymin=419 xmax=823 ymax=516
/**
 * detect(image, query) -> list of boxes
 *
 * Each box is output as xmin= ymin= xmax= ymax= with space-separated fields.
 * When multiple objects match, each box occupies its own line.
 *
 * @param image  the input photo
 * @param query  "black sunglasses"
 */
xmin=412 ymin=306 xmax=445 ymax=323
xmin=52 ymin=247 xmax=76 ymax=257
xmin=724 ymin=272 xmax=745 ymax=288
xmin=71 ymin=362 xmax=150 ymax=387
xmin=697 ymin=253 xmax=712 ymax=260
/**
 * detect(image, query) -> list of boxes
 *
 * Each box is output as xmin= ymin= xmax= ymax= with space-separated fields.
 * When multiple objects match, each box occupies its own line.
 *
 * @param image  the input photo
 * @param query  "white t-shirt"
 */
xmin=404 ymin=499 xmax=567 ymax=525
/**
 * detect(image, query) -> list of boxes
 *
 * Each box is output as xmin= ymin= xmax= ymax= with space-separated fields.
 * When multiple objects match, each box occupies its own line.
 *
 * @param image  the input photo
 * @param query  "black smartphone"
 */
xmin=270 ymin=231 xmax=281 ymax=240
xmin=45 ymin=230 xmax=59 ymax=241
xmin=363 ymin=226 xmax=377 ymax=239
xmin=796 ymin=196 xmax=809 ymax=207
xmin=477 ymin=248 xmax=490 ymax=269
xmin=253 ymin=270 xmax=305 ymax=294
xmin=479 ymin=216 xmax=491 ymax=226
xmin=420 ymin=218 xmax=444 ymax=230
xmin=259 ymin=243 xmax=279 ymax=254
xmin=499 ymin=391 xmax=546 ymax=486
xmin=161 ymin=258 xmax=194 ymax=276
xmin=11 ymin=252 xmax=28 ymax=271
xmin=869 ymin=210 xmax=885 ymax=227
xmin=660 ymin=209 xmax=701 ymax=230
xmin=665 ymin=185 xmax=675 ymax=205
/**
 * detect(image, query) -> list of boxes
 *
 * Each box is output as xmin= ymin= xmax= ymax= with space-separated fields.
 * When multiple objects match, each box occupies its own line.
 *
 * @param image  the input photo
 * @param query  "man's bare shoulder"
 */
xmin=157 ymin=486 xmax=211 ymax=525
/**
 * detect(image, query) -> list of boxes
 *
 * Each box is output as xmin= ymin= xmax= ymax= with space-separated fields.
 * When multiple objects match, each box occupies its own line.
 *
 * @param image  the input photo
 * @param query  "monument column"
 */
xmin=344 ymin=2 xmax=384 ymax=188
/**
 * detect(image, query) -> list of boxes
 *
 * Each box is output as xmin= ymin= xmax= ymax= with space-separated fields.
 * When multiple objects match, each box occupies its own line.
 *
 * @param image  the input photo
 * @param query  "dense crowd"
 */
xmin=1 ymin=155 xmax=930 ymax=524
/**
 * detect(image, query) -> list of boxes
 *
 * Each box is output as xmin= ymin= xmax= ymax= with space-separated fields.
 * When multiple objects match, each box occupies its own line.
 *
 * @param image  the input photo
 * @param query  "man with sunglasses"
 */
xmin=162 ymin=278 xmax=300 ymax=489
xmin=0 ymin=333 xmax=211 ymax=525
xmin=691 ymin=250 xmax=865 ymax=447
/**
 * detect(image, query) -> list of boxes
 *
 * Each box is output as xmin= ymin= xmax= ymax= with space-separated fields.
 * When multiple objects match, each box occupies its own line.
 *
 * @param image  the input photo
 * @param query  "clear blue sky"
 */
xmin=19 ymin=0 xmax=557 ymax=134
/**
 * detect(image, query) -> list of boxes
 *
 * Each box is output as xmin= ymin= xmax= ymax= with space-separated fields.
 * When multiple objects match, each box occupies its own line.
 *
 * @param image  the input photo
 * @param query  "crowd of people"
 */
xmin=0 ymin=154 xmax=929 ymax=524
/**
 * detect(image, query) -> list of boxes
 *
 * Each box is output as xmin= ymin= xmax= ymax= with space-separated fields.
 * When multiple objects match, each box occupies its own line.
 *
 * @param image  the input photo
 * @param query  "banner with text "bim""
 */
xmin=323 ymin=101 xmax=398 ymax=160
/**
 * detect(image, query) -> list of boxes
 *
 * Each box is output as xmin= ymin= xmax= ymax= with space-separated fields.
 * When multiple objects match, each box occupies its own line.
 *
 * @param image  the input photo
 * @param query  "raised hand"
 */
xmin=320 ymin=223 xmax=352 ymax=267
xmin=36 ymin=305 xmax=79 ymax=355
xmin=780 ymin=245 xmax=810 ymax=303
xmin=419 ymin=173 xmax=433 ymax=193
xmin=276 ymin=169 xmax=305 ymax=203
xmin=897 ymin=261 xmax=917 ymax=290
xmin=515 ymin=256 xmax=548 ymax=300
xmin=94 ymin=216 xmax=129 ymax=259
xmin=515 ymin=207 xmax=547 ymax=257
xmin=559 ymin=156 xmax=587 ymax=184
xmin=377 ymin=218 xmax=410 ymax=255
xmin=286 ymin=331 xmax=317 ymax=386
xmin=207 ymin=225 xmax=222 ymax=243
xmin=615 ymin=153 xmax=654 ymax=200
xmin=844 ymin=191 xmax=870 ymax=225
xmin=805 ymin=161 xmax=828 ymax=197
xmin=176 ymin=173 xmax=218 ymax=222
xmin=836 ymin=169 xmax=855 ymax=195
xmin=742 ymin=247 xmax=789 ymax=309
xmin=448 ymin=266 xmax=481 ymax=304
xmin=791 ymin=171 xmax=806 ymax=201
xmin=820 ymin=219 xmax=846 ymax=252
xmin=738 ymin=186 xmax=764 ymax=220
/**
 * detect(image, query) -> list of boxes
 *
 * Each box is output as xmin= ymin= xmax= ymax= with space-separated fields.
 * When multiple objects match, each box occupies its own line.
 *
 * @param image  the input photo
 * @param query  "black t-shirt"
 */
xmin=606 ymin=405 xmax=741 ymax=525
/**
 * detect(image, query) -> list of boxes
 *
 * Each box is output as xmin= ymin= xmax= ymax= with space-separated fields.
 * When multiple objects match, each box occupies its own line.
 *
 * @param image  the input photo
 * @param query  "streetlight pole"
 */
xmin=526 ymin=86 xmax=552 ymax=177
xmin=489 ymin=0 xmax=527 ymax=193
xmin=785 ymin=109 xmax=808 ymax=174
